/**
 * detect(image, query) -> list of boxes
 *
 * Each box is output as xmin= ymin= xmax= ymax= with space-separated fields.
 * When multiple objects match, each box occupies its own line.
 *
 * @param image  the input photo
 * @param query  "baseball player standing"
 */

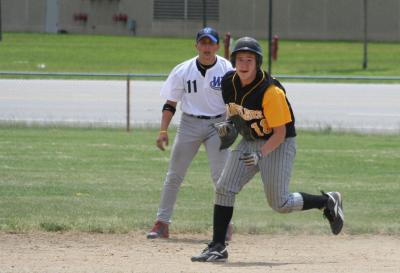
xmin=147 ymin=27 xmax=234 ymax=239
xmin=191 ymin=37 xmax=344 ymax=262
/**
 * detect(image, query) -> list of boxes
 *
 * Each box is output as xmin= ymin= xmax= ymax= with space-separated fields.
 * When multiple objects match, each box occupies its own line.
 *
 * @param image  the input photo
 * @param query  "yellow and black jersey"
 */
xmin=221 ymin=69 xmax=296 ymax=140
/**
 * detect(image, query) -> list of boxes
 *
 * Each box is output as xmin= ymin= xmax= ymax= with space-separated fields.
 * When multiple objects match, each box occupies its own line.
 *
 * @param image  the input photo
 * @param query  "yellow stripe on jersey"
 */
xmin=262 ymin=85 xmax=292 ymax=128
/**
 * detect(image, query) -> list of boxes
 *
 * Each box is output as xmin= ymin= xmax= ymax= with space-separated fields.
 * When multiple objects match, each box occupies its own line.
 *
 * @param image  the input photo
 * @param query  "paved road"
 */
xmin=1 ymin=79 xmax=399 ymax=133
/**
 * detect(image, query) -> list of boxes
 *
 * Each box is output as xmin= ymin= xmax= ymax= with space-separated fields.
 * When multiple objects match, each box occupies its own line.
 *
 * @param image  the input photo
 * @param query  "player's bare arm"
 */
xmin=156 ymin=100 xmax=177 ymax=151
xmin=260 ymin=125 xmax=286 ymax=156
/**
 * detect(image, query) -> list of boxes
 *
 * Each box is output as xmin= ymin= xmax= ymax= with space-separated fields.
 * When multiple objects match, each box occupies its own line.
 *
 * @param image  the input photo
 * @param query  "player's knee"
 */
xmin=271 ymin=205 xmax=291 ymax=214
xmin=215 ymin=181 xmax=237 ymax=199
xmin=269 ymin=200 xmax=292 ymax=214
xmin=268 ymin=193 xmax=303 ymax=213
xmin=164 ymin=172 xmax=184 ymax=189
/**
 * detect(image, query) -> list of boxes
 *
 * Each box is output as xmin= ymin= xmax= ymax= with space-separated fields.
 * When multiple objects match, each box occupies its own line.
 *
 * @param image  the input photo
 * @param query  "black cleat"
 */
xmin=323 ymin=191 xmax=344 ymax=235
xmin=191 ymin=242 xmax=228 ymax=262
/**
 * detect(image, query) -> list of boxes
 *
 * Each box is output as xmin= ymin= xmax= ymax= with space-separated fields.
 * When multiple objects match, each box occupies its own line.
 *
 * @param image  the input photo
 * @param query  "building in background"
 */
xmin=2 ymin=0 xmax=400 ymax=42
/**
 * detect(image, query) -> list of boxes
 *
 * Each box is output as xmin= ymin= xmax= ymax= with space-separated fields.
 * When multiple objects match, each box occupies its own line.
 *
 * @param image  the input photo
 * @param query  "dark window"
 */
xmin=154 ymin=0 xmax=219 ymax=21
xmin=154 ymin=0 xmax=185 ymax=20
xmin=187 ymin=0 xmax=219 ymax=20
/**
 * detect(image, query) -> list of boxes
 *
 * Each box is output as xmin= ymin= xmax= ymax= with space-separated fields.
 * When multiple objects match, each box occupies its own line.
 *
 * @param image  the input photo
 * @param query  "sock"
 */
xmin=212 ymin=204 xmax=233 ymax=245
xmin=300 ymin=192 xmax=328 ymax=210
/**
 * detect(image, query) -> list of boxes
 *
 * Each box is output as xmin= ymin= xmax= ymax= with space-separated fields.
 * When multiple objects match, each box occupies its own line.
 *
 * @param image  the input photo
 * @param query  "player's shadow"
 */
xmin=163 ymin=237 xmax=210 ymax=245
xmin=221 ymin=261 xmax=305 ymax=268
xmin=222 ymin=261 xmax=337 ymax=268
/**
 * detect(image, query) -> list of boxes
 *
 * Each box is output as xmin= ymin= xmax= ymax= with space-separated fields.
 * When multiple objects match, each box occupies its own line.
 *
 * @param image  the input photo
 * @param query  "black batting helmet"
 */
xmin=230 ymin=37 xmax=263 ymax=68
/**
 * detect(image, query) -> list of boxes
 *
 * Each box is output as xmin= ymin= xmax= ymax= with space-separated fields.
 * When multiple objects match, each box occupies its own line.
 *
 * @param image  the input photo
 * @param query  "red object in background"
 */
xmin=223 ymin=32 xmax=231 ymax=60
xmin=272 ymin=35 xmax=279 ymax=61
xmin=80 ymin=13 xmax=88 ymax=22
xmin=118 ymin=14 xmax=128 ymax=23
xmin=74 ymin=13 xmax=88 ymax=22
xmin=113 ymin=13 xmax=128 ymax=23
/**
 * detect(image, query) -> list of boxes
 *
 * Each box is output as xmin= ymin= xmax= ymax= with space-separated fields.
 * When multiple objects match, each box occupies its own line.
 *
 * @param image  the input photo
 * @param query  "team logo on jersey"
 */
xmin=210 ymin=76 xmax=222 ymax=90
xmin=227 ymin=103 xmax=264 ymax=120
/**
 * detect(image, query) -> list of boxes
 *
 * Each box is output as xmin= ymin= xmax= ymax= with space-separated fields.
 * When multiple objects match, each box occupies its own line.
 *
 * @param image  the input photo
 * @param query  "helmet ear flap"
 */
xmin=257 ymin=55 xmax=263 ymax=68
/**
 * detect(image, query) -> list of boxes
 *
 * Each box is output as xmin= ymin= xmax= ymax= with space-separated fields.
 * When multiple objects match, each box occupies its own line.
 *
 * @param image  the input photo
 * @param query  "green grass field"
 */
xmin=1 ymin=32 xmax=399 ymax=235
xmin=1 ymin=126 xmax=399 ymax=235
xmin=1 ymin=33 xmax=400 ymax=77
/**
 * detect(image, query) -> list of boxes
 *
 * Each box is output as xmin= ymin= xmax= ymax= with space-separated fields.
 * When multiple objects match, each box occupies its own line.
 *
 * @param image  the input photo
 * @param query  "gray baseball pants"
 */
xmin=215 ymin=137 xmax=304 ymax=212
xmin=156 ymin=113 xmax=228 ymax=224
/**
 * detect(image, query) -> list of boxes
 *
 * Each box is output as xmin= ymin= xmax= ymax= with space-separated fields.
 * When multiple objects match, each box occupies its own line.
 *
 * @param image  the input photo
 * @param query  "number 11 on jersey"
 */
xmin=187 ymin=80 xmax=197 ymax=93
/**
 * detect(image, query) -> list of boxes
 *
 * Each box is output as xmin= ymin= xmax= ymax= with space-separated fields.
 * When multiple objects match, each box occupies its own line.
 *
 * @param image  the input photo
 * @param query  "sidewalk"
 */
xmin=1 ymin=79 xmax=399 ymax=133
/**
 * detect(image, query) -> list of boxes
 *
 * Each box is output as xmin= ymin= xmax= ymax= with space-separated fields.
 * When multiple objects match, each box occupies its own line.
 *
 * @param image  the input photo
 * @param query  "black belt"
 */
xmin=186 ymin=113 xmax=223 ymax=120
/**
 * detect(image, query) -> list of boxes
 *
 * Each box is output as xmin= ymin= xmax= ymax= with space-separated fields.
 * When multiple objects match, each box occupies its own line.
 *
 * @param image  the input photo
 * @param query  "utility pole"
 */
xmin=202 ymin=0 xmax=207 ymax=27
xmin=0 ymin=0 xmax=3 ymax=42
xmin=268 ymin=0 xmax=273 ymax=75
xmin=362 ymin=0 xmax=368 ymax=69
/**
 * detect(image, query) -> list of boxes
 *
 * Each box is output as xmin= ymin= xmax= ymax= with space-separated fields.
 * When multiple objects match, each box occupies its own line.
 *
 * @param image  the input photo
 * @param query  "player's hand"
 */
xmin=156 ymin=131 xmax=168 ymax=151
xmin=239 ymin=151 xmax=263 ymax=166
xmin=214 ymin=120 xmax=234 ymax=137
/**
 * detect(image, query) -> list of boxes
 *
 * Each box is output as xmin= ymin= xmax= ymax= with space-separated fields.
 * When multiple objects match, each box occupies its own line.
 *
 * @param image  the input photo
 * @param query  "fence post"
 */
xmin=267 ymin=0 xmax=273 ymax=75
xmin=362 ymin=0 xmax=368 ymax=70
xmin=0 ymin=0 xmax=3 ymax=42
xmin=126 ymin=76 xmax=131 ymax=132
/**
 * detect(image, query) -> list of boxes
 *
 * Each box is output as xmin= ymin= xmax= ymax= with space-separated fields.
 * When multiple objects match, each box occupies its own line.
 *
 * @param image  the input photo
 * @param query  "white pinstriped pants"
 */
xmin=215 ymin=137 xmax=304 ymax=212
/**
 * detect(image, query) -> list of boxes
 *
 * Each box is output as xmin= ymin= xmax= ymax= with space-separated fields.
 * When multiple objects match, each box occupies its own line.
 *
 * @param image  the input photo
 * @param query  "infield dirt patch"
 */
xmin=1 ymin=232 xmax=399 ymax=273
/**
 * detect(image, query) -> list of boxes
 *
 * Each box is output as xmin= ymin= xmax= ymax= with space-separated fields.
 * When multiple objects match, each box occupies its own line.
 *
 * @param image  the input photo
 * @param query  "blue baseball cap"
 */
xmin=196 ymin=27 xmax=219 ymax=44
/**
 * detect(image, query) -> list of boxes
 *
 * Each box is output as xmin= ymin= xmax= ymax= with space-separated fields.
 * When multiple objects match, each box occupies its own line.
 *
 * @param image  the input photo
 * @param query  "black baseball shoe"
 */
xmin=191 ymin=242 xmax=228 ymax=262
xmin=323 ymin=191 xmax=344 ymax=235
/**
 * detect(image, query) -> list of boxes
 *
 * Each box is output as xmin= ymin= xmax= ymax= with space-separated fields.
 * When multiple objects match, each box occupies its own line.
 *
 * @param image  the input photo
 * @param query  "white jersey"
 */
xmin=160 ymin=55 xmax=233 ymax=116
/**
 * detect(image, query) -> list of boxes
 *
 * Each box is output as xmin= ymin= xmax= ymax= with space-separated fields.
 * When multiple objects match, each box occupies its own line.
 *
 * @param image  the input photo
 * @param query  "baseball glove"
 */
xmin=213 ymin=120 xmax=238 ymax=150
xmin=230 ymin=115 xmax=255 ymax=141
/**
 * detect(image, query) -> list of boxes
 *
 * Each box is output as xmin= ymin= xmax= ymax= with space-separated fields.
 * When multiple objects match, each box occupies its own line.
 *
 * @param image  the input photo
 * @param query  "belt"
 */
xmin=185 ymin=113 xmax=223 ymax=120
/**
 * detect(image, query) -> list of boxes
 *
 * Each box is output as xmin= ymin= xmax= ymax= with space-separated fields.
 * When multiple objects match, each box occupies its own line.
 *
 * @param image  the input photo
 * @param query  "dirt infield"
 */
xmin=1 ymin=232 xmax=399 ymax=273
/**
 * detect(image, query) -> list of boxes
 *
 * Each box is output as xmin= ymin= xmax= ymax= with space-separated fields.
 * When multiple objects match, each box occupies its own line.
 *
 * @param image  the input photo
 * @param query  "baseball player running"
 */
xmin=191 ymin=37 xmax=344 ymax=262
xmin=147 ymin=27 xmax=234 ymax=239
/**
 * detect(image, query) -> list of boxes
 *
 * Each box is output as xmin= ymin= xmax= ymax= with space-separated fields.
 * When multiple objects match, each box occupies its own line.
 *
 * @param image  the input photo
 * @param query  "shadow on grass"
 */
xmin=40 ymin=222 xmax=70 ymax=232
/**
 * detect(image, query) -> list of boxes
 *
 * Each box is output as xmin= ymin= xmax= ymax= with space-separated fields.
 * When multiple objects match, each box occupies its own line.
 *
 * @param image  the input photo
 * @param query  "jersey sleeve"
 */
xmin=160 ymin=64 xmax=185 ymax=102
xmin=262 ymin=85 xmax=292 ymax=128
